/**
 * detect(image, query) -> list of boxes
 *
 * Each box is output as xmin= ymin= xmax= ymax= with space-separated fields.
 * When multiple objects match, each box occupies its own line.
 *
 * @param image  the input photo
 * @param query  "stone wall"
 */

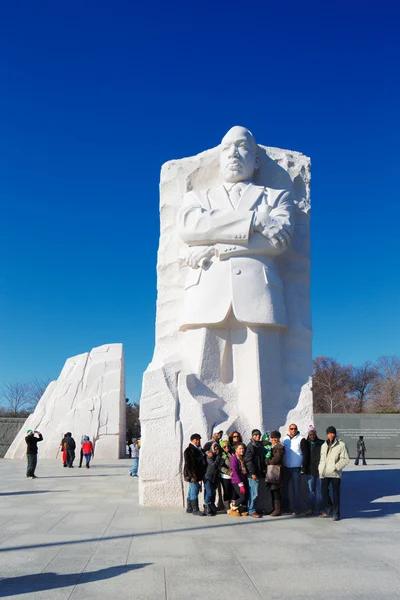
xmin=314 ymin=413 xmax=400 ymax=458
xmin=0 ymin=418 xmax=27 ymax=457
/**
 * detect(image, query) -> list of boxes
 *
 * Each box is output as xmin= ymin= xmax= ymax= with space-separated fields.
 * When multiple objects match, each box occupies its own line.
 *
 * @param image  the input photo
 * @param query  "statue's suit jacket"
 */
xmin=177 ymin=183 xmax=294 ymax=330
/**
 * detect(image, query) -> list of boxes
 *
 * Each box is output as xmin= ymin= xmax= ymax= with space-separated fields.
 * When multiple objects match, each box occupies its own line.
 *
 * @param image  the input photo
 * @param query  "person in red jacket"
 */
xmin=81 ymin=436 xmax=94 ymax=468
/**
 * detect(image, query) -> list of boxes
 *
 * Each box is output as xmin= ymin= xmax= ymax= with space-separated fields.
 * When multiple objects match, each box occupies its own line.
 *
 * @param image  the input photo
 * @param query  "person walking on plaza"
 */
xmin=303 ymin=425 xmax=324 ymax=515
xmin=60 ymin=434 xmax=68 ymax=467
xmin=65 ymin=432 xmax=76 ymax=468
xmin=244 ymin=429 xmax=265 ymax=518
xmin=319 ymin=426 xmax=350 ymax=521
xmin=266 ymin=430 xmax=285 ymax=517
xmin=219 ymin=437 xmax=235 ymax=512
xmin=283 ymin=423 xmax=307 ymax=515
xmin=82 ymin=436 xmax=94 ymax=468
xmin=129 ymin=439 xmax=140 ymax=477
xmin=229 ymin=443 xmax=248 ymax=516
xmin=184 ymin=433 xmax=206 ymax=516
xmin=25 ymin=430 xmax=43 ymax=479
xmin=204 ymin=442 xmax=221 ymax=516
xmin=355 ymin=436 xmax=367 ymax=466
xmin=79 ymin=434 xmax=88 ymax=468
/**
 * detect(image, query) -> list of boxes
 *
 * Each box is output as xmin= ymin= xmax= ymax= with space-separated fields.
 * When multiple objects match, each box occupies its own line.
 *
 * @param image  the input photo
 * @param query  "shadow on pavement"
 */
xmin=0 ymin=490 xmax=64 ymax=496
xmin=0 ymin=563 xmax=152 ymax=597
xmin=343 ymin=468 xmax=400 ymax=518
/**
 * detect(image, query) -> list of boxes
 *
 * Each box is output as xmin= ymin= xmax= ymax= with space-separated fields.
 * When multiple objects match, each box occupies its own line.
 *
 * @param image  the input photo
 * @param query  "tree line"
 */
xmin=0 ymin=379 xmax=51 ymax=416
xmin=2 ymin=356 xmax=399 ymax=420
xmin=0 ymin=382 xmax=141 ymax=442
xmin=313 ymin=355 xmax=400 ymax=413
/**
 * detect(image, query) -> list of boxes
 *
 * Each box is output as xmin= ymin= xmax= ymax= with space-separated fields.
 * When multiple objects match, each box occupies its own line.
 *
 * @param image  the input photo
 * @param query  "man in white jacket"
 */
xmin=283 ymin=424 xmax=307 ymax=514
xmin=319 ymin=426 xmax=350 ymax=521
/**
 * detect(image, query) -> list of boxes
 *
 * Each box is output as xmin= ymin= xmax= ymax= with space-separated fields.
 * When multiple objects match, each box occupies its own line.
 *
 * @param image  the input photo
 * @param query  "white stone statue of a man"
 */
xmin=177 ymin=126 xmax=295 ymax=437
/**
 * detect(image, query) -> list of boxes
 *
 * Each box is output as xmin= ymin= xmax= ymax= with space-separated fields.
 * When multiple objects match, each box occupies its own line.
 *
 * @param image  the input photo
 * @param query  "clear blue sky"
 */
xmin=0 ymin=1 xmax=399 ymax=403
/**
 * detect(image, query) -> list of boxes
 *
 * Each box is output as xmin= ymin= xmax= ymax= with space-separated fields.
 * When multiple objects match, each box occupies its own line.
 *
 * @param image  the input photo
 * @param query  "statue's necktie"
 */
xmin=229 ymin=184 xmax=242 ymax=208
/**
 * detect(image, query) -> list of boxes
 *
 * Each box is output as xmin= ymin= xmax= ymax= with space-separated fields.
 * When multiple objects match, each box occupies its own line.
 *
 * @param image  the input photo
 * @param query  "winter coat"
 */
xmin=357 ymin=440 xmax=366 ymax=453
xmin=82 ymin=441 xmax=93 ymax=455
xmin=25 ymin=433 xmax=43 ymax=455
xmin=230 ymin=454 xmax=248 ymax=485
xmin=184 ymin=443 xmax=206 ymax=482
xmin=319 ymin=438 xmax=350 ymax=479
xmin=219 ymin=451 xmax=233 ymax=479
xmin=131 ymin=443 xmax=140 ymax=459
xmin=303 ymin=437 xmax=324 ymax=477
xmin=205 ymin=453 xmax=222 ymax=483
xmin=203 ymin=437 xmax=220 ymax=452
xmin=266 ymin=441 xmax=285 ymax=490
xmin=283 ymin=432 xmax=307 ymax=468
xmin=244 ymin=439 xmax=265 ymax=478
xmin=65 ymin=435 xmax=76 ymax=451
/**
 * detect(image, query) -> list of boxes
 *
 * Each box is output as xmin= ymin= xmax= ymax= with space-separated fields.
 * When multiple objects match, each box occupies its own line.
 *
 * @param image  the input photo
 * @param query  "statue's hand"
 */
xmin=269 ymin=228 xmax=290 ymax=249
xmin=255 ymin=213 xmax=282 ymax=238
xmin=183 ymin=246 xmax=215 ymax=269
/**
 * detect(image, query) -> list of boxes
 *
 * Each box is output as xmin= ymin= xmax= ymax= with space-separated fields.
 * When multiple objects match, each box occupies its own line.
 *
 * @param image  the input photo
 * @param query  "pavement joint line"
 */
xmin=234 ymin=553 xmax=263 ymax=598
xmin=47 ymin=511 xmax=71 ymax=532
xmin=65 ymin=507 xmax=119 ymax=600
xmin=163 ymin=566 xmax=168 ymax=600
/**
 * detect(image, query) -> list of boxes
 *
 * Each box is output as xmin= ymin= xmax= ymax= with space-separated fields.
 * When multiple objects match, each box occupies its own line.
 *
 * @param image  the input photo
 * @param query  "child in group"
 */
xmin=262 ymin=432 xmax=273 ymax=460
xmin=204 ymin=442 xmax=221 ymax=516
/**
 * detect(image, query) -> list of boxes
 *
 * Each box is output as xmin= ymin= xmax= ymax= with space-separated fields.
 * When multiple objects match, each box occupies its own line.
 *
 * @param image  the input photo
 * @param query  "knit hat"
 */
xmin=326 ymin=426 xmax=337 ymax=435
xmin=308 ymin=425 xmax=317 ymax=434
xmin=220 ymin=436 xmax=230 ymax=448
xmin=261 ymin=432 xmax=270 ymax=442
xmin=26 ymin=429 xmax=32 ymax=434
xmin=252 ymin=429 xmax=262 ymax=436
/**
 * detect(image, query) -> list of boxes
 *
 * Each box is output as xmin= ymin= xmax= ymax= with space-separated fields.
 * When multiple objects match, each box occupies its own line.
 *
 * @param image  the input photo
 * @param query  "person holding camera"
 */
xmin=25 ymin=429 xmax=43 ymax=479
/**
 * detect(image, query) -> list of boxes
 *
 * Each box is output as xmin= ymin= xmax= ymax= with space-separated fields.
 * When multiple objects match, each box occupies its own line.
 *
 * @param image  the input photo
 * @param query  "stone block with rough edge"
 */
xmin=5 ymin=343 xmax=126 ymax=460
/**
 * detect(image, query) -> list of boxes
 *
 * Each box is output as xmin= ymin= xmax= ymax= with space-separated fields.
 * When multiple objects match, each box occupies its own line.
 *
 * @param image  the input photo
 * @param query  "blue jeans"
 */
xmin=84 ymin=453 xmax=92 ymax=466
xmin=188 ymin=481 xmax=200 ymax=501
xmin=307 ymin=475 xmax=322 ymax=511
xmin=248 ymin=477 xmax=259 ymax=514
xmin=130 ymin=457 xmax=139 ymax=476
xmin=283 ymin=467 xmax=301 ymax=512
xmin=204 ymin=480 xmax=216 ymax=504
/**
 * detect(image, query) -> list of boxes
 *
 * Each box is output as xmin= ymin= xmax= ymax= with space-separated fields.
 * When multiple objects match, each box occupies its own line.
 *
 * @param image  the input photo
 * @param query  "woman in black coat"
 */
xmin=266 ymin=430 xmax=285 ymax=517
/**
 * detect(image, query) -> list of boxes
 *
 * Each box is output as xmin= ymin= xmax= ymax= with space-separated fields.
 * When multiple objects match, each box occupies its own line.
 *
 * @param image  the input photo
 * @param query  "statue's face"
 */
xmin=219 ymin=126 xmax=258 ymax=184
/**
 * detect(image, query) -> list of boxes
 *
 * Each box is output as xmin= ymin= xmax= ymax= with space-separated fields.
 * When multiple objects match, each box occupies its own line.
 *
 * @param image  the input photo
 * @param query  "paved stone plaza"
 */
xmin=0 ymin=458 xmax=399 ymax=599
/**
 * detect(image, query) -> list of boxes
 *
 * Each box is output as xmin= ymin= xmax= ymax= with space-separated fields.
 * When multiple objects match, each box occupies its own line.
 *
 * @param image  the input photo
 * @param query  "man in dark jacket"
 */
xmin=355 ymin=436 xmax=367 ymax=465
xmin=65 ymin=432 xmax=76 ymax=468
xmin=25 ymin=430 xmax=43 ymax=478
xmin=203 ymin=428 xmax=223 ymax=452
xmin=303 ymin=425 xmax=324 ymax=515
xmin=244 ymin=429 xmax=265 ymax=518
xmin=184 ymin=433 xmax=206 ymax=516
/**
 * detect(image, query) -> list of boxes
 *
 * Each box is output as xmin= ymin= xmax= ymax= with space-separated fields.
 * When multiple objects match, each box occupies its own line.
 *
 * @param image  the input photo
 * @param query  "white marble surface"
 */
xmin=140 ymin=127 xmax=313 ymax=506
xmin=5 ymin=344 xmax=126 ymax=460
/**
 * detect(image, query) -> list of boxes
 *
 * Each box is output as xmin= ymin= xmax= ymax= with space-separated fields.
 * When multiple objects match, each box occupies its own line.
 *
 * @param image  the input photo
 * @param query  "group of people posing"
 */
xmin=60 ymin=433 xmax=94 ymax=469
xmin=184 ymin=423 xmax=350 ymax=521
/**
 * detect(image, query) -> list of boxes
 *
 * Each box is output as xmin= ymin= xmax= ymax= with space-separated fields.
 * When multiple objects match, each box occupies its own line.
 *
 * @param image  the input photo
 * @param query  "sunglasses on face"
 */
xmin=289 ymin=427 xmax=297 ymax=431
